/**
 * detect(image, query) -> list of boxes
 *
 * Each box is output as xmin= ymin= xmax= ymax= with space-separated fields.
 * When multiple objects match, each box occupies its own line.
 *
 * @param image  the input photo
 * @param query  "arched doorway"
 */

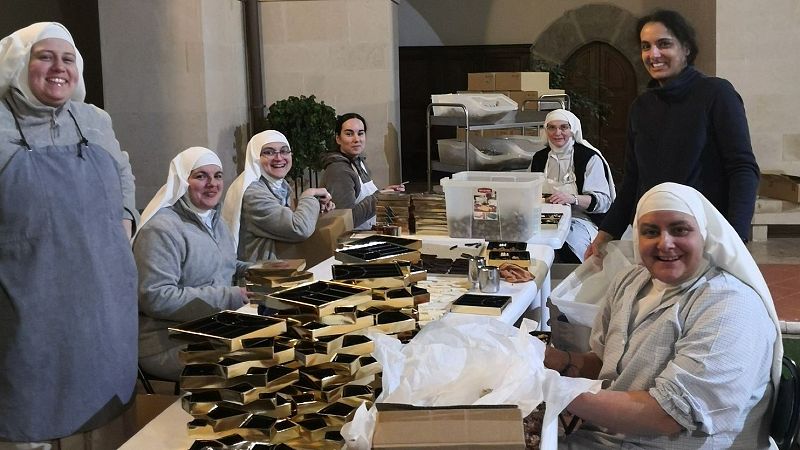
xmin=563 ymin=42 xmax=637 ymax=184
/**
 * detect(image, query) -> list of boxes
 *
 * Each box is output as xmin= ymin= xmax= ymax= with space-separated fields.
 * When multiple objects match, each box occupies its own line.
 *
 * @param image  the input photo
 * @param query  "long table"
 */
xmin=120 ymin=236 xmax=556 ymax=449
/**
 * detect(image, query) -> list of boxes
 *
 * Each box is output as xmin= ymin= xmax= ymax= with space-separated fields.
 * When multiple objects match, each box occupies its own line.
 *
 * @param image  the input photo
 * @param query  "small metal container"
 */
xmin=479 ymin=265 xmax=500 ymax=293
xmin=467 ymin=256 xmax=486 ymax=289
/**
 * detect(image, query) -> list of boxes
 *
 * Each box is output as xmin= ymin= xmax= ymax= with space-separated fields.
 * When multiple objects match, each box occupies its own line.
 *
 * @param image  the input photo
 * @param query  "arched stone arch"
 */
xmin=531 ymin=4 xmax=649 ymax=92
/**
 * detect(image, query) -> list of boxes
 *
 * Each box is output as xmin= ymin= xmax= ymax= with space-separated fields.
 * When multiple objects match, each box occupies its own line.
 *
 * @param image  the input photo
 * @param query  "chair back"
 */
xmin=771 ymin=356 xmax=800 ymax=450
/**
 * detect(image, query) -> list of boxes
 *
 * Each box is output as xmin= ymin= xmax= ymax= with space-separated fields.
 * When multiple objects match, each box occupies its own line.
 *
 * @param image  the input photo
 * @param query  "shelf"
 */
xmin=429 ymin=109 xmax=548 ymax=130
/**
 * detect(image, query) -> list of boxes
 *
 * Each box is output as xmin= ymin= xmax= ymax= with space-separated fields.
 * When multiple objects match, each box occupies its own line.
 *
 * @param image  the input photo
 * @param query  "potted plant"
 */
xmin=263 ymin=95 xmax=337 ymax=186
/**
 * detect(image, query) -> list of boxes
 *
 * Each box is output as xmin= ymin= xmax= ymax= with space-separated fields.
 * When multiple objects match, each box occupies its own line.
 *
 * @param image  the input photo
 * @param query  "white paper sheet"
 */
xmin=341 ymin=315 xmax=601 ymax=449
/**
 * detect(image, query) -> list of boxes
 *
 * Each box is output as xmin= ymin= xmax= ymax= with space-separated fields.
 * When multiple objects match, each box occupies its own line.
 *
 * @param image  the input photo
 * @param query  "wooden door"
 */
xmin=563 ymin=42 xmax=637 ymax=183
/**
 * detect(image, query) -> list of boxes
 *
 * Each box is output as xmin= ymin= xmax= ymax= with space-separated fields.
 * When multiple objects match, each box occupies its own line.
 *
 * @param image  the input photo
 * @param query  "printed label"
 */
xmin=473 ymin=187 xmax=498 ymax=220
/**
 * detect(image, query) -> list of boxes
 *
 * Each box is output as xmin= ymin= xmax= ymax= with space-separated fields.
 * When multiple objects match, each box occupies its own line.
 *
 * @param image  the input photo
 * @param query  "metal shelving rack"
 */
xmin=425 ymin=106 xmax=548 ymax=192
xmin=425 ymin=94 xmax=571 ymax=191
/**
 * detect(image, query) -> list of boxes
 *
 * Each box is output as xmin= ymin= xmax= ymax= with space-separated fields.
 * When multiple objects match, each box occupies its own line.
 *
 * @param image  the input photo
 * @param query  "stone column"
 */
xmin=260 ymin=0 xmax=402 ymax=187
xmin=98 ymin=0 xmax=248 ymax=206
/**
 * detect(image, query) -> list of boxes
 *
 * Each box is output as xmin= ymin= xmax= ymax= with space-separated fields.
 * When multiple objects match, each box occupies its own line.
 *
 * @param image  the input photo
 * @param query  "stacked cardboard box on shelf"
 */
xmin=465 ymin=72 xmax=566 ymax=110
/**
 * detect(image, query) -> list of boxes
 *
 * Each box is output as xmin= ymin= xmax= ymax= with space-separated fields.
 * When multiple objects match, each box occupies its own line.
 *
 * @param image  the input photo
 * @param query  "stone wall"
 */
xmin=260 ymin=0 xmax=402 ymax=187
xmin=98 ymin=0 xmax=247 ymax=207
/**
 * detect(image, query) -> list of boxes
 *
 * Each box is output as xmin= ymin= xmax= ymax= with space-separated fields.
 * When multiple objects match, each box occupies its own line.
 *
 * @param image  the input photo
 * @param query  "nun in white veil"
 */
xmin=549 ymin=182 xmax=781 ymax=449
xmin=222 ymin=129 xmax=334 ymax=262
xmin=134 ymin=147 xmax=250 ymax=380
xmin=530 ymin=109 xmax=615 ymax=262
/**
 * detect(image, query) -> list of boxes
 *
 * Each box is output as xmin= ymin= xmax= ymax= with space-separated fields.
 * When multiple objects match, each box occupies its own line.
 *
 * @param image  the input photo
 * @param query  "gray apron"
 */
xmin=0 ymin=103 xmax=138 ymax=442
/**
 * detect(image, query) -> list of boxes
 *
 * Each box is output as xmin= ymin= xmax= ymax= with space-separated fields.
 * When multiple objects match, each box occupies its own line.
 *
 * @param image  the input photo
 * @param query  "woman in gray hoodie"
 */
xmin=322 ymin=113 xmax=404 ymax=230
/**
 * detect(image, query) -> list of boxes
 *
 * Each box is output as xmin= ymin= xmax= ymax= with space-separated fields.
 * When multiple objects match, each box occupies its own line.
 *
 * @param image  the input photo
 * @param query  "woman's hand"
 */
xmin=239 ymin=287 xmax=253 ymax=304
xmin=381 ymin=182 xmax=406 ymax=193
xmin=548 ymin=191 xmax=585 ymax=207
xmin=303 ymin=188 xmax=335 ymax=213
xmin=585 ymin=230 xmax=613 ymax=260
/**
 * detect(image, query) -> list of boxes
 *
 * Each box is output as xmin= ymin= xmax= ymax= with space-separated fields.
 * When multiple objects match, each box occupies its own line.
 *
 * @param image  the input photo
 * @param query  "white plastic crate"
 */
xmin=440 ymin=171 xmax=544 ymax=242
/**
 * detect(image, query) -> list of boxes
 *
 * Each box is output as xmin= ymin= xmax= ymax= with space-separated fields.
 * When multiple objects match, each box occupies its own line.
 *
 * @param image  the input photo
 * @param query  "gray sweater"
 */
xmin=239 ymin=177 xmax=320 ymax=262
xmin=0 ymin=89 xmax=138 ymax=223
xmin=321 ymin=151 xmax=376 ymax=228
xmin=133 ymin=200 xmax=248 ymax=361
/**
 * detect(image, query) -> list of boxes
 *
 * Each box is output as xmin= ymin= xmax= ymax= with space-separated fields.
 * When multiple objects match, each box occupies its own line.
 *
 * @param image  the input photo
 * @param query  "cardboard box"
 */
xmin=371 ymin=404 xmax=525 ymax=449
xmin=759 ymin=172 xmax=800 ymax=203
xmin=494 ymin=72 xmax=549 ymax=91
xmin=467 ymin=73 xmax=496 ymax=91
xmin=274 ymin=208 xmax=354 ymax=267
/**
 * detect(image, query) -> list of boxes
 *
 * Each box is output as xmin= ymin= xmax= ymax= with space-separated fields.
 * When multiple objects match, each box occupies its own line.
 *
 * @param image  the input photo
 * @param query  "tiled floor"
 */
xmin=749 ymin=237 xmax=800 ymax=323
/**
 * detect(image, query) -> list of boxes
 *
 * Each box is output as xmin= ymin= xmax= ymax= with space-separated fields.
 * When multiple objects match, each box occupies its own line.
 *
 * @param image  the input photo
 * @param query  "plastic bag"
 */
xmin=340 ymin=315 xmax=601 ymax=450
xmin=548 ymin=241 xmax=635 ymax=351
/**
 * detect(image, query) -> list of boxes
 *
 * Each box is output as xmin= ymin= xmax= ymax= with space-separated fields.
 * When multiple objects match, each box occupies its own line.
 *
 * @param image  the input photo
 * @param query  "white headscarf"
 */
xmin=0 ymin=22 xmax=86 ymax=106
xmin=633 ymin=182 xmax=782 ymax=396
xmin=222 ymin=130 xmax=291 ymax=248
xmin=544 ymin=109 xmax=616 ymax=200
xmin=136 ymin=147 xmax=223 ymax=237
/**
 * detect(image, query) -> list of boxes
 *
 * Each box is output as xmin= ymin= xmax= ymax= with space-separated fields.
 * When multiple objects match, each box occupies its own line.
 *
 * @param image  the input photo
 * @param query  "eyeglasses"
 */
xmin=261 ymin=148 xmax=292 ymax=157
xmin=545 ymin=124 xmax=571 ymax=133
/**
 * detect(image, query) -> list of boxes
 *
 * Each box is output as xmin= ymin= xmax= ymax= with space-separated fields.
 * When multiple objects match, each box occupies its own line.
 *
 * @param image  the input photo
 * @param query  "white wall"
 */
xmin=99 ymin=0 xmax=247 ymax=208
xmin=260 ymin=0 xmax=402 ymax=187
xmin=717 ymin=0 xmax=800 ymax=175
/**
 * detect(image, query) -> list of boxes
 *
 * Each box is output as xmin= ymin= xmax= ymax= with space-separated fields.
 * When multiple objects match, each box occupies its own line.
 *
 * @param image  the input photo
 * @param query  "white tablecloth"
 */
xmin=121 ymin=237 xmax=556 ymax=450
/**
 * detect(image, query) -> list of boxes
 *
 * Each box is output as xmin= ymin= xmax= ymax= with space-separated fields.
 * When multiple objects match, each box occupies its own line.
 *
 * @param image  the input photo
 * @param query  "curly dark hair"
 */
xmin=636 ymin=9 xmax=698 ymax=65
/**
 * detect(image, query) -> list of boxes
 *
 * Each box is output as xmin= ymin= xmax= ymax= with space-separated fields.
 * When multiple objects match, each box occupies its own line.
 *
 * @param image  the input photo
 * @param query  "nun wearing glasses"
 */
xmin=530 ymin=109 xmax=615 ymax=262
xmin=222 ymin=130 xmax=335 ymax=262
xmin=134 ymin=147 xmax=250 ymax=381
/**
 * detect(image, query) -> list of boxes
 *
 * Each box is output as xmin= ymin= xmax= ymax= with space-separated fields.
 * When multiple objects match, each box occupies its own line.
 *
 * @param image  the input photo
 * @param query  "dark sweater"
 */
xmin=600 ymin=66 xmax=759 ymax=240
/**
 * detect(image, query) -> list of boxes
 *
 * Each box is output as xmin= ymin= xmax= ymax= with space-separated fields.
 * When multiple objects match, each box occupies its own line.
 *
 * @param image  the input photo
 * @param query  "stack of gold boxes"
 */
xmin=375 ymin=192 xmax=412 ymax=234
xmin=410 ymin=193 xmax=448 ymax=235
xmin=170 ymin=246 xmax=428 ymax=449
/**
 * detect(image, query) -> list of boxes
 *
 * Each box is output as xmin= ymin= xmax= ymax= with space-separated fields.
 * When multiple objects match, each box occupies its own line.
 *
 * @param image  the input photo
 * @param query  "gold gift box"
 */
xmin=334 ymin=242 xmax=421 ymax=264
xmin=238 ymin=392 xmax=294 ymax=418
xmin=178 ymin=341 xmax=227 ymax=364
xmin=230 ymin=414 xmax=276 ymax=441
xmin=322 ymin=353 xmax=361 ymax=376
xmin=268 ymin=281 xmax=373 ymax=318
xmin=322 ymin=383 xmax=374 ymax=404
xmin=294 ymin=340 xmax=334 ymax=367
xmin=354 ymin=355 xmax=382 ymax=379
xmin=314 ymin=333 xmax=374 ymax=356
xmin=368 ymin=310 xmax=417 ymax=334
xmin=298 ymin=367 xmax=351 ymax=390
xmin=218 ymin=382 xmax=268 ymax=405
xmin=188 ymin=404 xmax=251 ymax=435
xmin=180 ymin=363 xmax=227 ymax=390
xmin=187 ymin=433 xmax=248 ymax=450
xmin=246 ymin=270 xmax=314 ymax=290
xmin=331 ymin=262 xmax=410 ymax=289
xmin=182 ymin=391 xmax=225 ymax=415
xmin=343 ymin=234 xmax=422 ymax=251
xmin=292 ymin=312 xmax=374 ymax=340
xmin=241 ymin=365 xmax=299 ymax=393
xmin=271 ymin=418 xmax=301 ymax=443
xmin=169 ymin=311 xmax=286 ymax=352
xmin=316 ymin=402 xmax=357 ymax=428
xmin=487 ymin=250 xmax=531 ymax=268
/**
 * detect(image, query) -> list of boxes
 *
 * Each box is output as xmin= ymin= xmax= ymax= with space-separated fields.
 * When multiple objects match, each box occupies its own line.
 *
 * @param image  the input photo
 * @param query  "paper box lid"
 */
xmin=372 ymin=404 xmax=525 ymax=449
